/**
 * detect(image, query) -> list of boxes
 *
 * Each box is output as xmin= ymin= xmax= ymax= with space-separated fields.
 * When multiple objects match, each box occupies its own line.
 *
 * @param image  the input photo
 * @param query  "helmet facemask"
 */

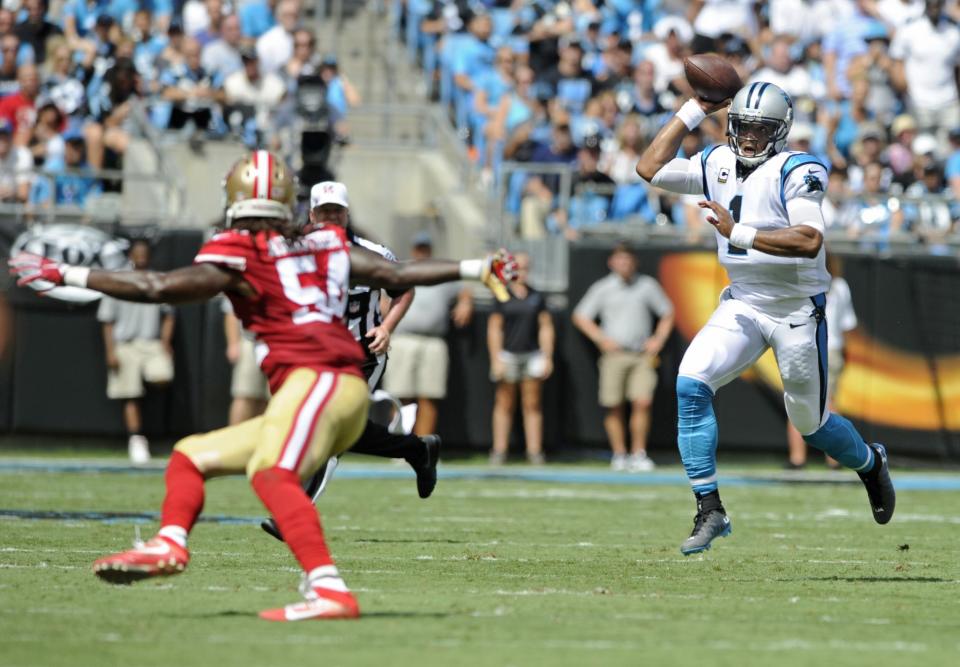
xmin=726 ymin=82 xmax=794 ymax=168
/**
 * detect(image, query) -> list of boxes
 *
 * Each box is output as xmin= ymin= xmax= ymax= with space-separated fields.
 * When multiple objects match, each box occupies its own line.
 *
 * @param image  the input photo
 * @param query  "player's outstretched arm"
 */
xmin=11 ymin=253 xmax=243 ymax=304
xmin=635 ymin=96 xmax=728 ymax=186
xmin=699 ymin=201 xmax=823 ymax=258
xmin=349 ymin=246 xmax=517 ymax=301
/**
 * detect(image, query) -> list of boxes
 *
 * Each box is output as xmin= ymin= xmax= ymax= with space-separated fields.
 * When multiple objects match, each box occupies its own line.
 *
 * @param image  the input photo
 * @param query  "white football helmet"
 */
xmin=727 ymin=82 xmax=794 ymax=168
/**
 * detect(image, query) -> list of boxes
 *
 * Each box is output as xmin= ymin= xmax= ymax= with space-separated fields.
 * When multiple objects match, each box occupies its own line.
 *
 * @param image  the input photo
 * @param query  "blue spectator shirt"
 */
xmin=63 ymin=0 xmax=109 ymax=37
xmin=239 ymin=0 xmax=277 ymax=39
xmin=105 ymin=0 xmax=138 ymax=24
xmin=946 ymin=150 xmax=960 ymax=182
xmin=30 ymin=155 xmax=102 ymax=206
xmin=325 ymin=76 xmax=348 ymax=117
xmin=145 ymin=0 xmax=173 ymax=20
xmin=472 ymin=68 xmax=512 ymax=124
xmin=451 ymin=34 xmax=494 ymax=87
xmin=822 ymin=12 xmax=871 ymax=97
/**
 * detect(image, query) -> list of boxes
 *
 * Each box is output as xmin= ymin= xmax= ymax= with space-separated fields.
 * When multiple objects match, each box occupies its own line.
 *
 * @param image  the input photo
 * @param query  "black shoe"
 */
xmin=680 ymin=493 xmax=732 ymax=555
xmin=858 ymin=443 xmax=895 ymax=524
xmin=413 ymin=435 xmax=441 ymax=499
xmin=260 ymin=518 xmax=284 ymax=542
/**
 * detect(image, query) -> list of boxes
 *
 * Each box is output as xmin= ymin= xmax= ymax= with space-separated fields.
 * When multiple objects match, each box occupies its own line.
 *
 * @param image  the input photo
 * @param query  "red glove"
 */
xmin=481 ymin=249 xmax=519 ymax=303
xmin=8 ymin=252 xmax=67 ymax=292
xmin=490 ymin=248 xmax=518 ymax=284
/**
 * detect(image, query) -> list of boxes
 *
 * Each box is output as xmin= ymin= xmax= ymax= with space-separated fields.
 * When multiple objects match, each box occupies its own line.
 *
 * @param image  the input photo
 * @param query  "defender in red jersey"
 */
xmin=196 ymin=223 xmax=367 ymax=392
xmin=11 ymin=150 xmax=517 ymax=621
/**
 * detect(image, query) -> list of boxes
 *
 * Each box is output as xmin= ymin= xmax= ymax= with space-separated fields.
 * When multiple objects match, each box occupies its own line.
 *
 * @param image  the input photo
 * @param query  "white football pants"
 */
xmin=678 ymin=290 xmax=829 ymax=436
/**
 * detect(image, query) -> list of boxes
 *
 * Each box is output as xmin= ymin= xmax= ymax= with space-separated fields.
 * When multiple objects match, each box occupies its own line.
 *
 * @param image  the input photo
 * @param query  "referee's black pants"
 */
xmin=303 ymin=357 xmax=426 ymax=498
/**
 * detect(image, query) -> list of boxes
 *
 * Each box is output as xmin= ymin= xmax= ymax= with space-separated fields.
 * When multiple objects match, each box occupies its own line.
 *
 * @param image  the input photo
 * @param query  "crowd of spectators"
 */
xmin=400 ymin=0 xmax=960 ymax=248
xmin=0 ymin=0 xmax=359 ymax=211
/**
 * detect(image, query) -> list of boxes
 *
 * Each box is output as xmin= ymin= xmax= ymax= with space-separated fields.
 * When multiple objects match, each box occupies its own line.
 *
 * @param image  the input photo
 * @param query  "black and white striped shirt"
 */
xmin=347 ymin=231 xmax=398 ymax=360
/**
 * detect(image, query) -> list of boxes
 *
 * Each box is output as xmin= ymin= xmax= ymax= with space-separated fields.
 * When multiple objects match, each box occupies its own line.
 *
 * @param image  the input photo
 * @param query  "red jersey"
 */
xmin=195 ymin=226 xmax=365 ymax=391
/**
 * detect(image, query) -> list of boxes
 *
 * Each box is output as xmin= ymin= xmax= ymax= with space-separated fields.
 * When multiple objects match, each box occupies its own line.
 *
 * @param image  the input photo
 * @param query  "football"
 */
xmin=683 ymin=53 xmax=743 ymax=103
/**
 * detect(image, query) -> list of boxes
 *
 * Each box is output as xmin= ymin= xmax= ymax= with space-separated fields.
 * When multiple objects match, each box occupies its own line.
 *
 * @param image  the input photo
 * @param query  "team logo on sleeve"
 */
xmin=803 ymin=168 xmax=823 ymax=193
xmin=718 ymin=167 xmax=730 ymax=184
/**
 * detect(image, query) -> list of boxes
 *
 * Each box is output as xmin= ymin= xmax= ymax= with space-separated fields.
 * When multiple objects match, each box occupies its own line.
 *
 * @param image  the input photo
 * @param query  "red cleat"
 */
xmin=92 ymin=536 xmax=189 ymax=585
xmin=259 ymin=587 xmax=360 ymax=621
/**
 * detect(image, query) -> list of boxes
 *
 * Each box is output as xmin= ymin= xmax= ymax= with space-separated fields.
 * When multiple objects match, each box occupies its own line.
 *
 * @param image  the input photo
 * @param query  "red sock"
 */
xmin=159 ymin=451 xmax=205 ymax=533
xmin=251 ymin=467 xmax=334 ymax=572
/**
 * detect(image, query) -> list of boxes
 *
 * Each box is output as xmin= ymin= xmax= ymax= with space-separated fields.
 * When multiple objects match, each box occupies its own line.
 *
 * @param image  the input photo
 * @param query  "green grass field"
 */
xmin=1 ymin=456 xmax=959 ymax=667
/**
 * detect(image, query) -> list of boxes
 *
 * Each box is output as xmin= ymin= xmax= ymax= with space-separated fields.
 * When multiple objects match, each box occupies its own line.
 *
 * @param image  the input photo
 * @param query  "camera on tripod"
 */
xmin=295 ymin=74 xmax=335 ymax=189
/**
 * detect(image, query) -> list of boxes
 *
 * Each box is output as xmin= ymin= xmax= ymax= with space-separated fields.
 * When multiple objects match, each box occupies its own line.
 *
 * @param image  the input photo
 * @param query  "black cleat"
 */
xmin=414 ymin=435 xmax=441 ymax=499
xmin=260 ymin=518 xmax=284 ymax=542
xmin=858 ymin=443 xmax=895 ymax=524
xmin=680 ymin=492 xmax=732 ymax=555
xmin=681 ymin=509 xmax=732 ymax=555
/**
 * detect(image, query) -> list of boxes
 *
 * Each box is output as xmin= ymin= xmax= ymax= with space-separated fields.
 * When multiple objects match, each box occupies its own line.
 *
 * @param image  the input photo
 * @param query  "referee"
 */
xmin=261 ymin=181 xmax=441 ymax=542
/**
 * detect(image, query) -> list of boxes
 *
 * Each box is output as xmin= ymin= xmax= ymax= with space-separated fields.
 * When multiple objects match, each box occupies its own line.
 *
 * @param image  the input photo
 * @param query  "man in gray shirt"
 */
xmin=573 ymin=243 xmax=674 ymax=472
xmin=97 ymin=240 xmax=175 ymax=465
xmin=201 ymin=15 xmax=244 ymax=80
xmin=383 ymin=232 xmax=473 ymax=436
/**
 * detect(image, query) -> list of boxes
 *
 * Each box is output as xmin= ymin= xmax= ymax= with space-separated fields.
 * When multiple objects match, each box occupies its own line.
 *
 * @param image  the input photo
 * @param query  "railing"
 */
xmin=0 ymin=166 xmax=185 ymax=226
xmin=494 ymin=161 xmax=960 ymax=247
xmin=128 ymin=99 xmax=187 ymax=219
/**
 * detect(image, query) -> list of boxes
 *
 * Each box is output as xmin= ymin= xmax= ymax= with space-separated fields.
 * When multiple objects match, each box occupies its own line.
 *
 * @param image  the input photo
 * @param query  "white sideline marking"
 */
xmin=493 ymin=588 xmax=586 ymax=597
xmin=348 ymin=569 xmax=405 ymax=575
xmin=470 ymin=606 xmax=510 ymax=617
xmin=448 ymin=488 xmax=664 ymax=502
xmin=821 ymin=615 xmax=891 ymax=625
xmin=421 ymin=516 xmax=514 ymax=523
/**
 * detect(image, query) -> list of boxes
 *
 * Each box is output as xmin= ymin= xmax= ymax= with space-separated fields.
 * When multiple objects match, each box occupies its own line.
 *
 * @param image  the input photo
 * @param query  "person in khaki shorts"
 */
xmin=383 ymin=232 xmax=473 ymax=436
xmin=97 ymin=240 xmax=175 ymax=465
xmin=223 ymin=300 xmax=269 ymax=425
xmin=572 ymin=243 xmax=674 ymax=472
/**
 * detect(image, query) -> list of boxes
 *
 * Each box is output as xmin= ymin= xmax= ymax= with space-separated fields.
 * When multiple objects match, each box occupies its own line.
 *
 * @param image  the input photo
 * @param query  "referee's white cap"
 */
xmin=310 ymin=181 xmax=349 ymax=209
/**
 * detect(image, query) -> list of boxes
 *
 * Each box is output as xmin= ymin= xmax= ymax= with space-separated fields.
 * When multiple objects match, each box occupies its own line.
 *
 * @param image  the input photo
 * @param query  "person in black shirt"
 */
xmin=488 ymin=253 xmax=554 ymax=465
xmin=14 ymin=0 xmax=62 ymax=65
xmin=625 ymin=61 xmax=667 ymax=117
xmin=540 ymin=36 xmax=594 ymax=114
xmin=554 ymin=136 xmax=616 ymax=240
xmin=516 ymin=123 xmax=578 ymax=238
xmin=592 ymin=39 xmax=633 ymax=95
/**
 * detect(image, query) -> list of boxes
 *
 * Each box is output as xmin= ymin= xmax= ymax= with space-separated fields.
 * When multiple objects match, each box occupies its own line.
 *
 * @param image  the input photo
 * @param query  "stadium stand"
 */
xmin=394 ymin=0 xmax=960 ymax=250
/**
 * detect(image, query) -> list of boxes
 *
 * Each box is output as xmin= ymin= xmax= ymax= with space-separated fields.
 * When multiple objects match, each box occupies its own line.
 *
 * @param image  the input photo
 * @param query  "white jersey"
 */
xmin=687 ymin=146 xmax=831 ymax=309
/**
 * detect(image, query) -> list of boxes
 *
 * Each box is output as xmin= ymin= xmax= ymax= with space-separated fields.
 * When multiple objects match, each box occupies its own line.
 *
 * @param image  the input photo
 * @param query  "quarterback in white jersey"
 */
xmin=636 ymin=81 xmax=895 ymax=554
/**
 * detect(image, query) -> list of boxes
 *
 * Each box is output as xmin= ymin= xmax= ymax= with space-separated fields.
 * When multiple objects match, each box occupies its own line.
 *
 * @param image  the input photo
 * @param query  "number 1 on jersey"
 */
xmin=727 ymin=195 xmax=747 ymax=256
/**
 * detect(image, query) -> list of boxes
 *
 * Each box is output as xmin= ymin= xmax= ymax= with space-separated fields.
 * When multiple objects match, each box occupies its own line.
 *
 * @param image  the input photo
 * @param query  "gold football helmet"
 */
xmin=223 ymin=150 xmax=297 ymax=224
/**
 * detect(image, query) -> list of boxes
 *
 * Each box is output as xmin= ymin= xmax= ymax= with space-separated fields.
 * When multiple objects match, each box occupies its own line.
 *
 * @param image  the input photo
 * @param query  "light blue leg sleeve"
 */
xmin=803 ymin=413 xmax=874 ymax=471
xmin=676 ymin=376 xmax=719 ymax=495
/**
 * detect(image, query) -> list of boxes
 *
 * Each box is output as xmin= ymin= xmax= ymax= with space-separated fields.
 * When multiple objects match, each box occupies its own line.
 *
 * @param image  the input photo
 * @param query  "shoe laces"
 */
xmin=690 ymin=510 xmax=706 ymax=537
